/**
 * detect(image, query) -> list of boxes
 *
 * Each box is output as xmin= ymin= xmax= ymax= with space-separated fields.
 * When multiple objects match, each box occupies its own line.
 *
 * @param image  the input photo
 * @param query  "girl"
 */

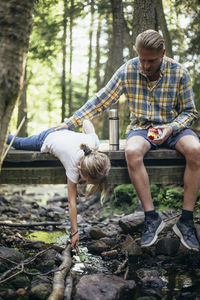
xmin=7 ymin=120 xmax=111 ymax=249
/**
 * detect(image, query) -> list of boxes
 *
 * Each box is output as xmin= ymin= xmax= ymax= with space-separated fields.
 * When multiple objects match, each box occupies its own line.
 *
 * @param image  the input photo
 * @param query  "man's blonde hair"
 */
xmin=135 ymin=29 xmax=165 ymax=53
xmin=79 ymin=144 xmax=111 ymax=200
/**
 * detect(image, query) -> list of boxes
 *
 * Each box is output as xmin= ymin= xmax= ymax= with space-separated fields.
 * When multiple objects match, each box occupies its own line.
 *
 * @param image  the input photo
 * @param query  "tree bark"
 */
xmin=17 ymin=67 xmax=28 ymax=137
xmin=104 ymin=0 xmax=124 ymax=85
xmin=85 ymin=0 xmax=94 ymax=102
xmin=68 ymin=0 xmax=74 ymax=116
xmin=101 ymin=0 xmax=124 ymax=139
xmin=61 ymin=0 xmax=68 ymax=122
xmin=95 ymin=12 xmax=102 ymax=91
xmin=132 ymin=0 xmax=157 ymax=56
xmin=48 ymin=244 xmax=72 ymax=300
xmin=155 ymin=0 xmax=173 ymax=58
xmin=0 ymin=0 xmax=34 ymax=168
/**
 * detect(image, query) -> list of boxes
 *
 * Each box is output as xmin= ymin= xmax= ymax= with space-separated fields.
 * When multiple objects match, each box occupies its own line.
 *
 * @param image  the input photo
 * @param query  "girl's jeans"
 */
xmin=7 ymin=128 xmax=55 ymax=151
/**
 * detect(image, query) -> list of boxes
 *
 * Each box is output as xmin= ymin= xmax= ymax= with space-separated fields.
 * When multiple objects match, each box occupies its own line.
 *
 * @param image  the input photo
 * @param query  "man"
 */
xmin=55 ymin=29 xmax=200 ymax=251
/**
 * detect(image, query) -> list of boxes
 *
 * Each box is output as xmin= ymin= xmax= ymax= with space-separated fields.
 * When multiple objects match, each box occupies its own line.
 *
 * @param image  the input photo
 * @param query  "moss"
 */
xmin=9 ymin=274 xmax=30 ymax=288
xmin=110 ymin=184 xmax=139 ymax=214
xmin=110 ymin=184 xmax=200 ymax=213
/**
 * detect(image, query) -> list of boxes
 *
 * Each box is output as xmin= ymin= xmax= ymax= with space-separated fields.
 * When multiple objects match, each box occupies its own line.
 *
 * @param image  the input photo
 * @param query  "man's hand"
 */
xmin=71 ymin=232 xmax=79 ymax=249
xmin=53 ymin=122 xmax=68 ymax=131
xmin=153 ymin=125 xmax=173 ymax=145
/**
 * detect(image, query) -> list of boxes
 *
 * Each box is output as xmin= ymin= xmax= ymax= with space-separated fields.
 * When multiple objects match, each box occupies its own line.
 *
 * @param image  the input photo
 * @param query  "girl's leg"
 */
xmin=7 ymin=128 xmax=54 ymax=151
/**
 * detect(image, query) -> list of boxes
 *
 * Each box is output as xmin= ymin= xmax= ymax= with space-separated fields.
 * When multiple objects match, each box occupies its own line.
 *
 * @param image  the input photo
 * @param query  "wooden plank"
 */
xmin=0 ymin=140 xmax=186 ymax=185
xmin=107 ymin=166 xmax=185 ymax=185
xmin=0 ymin=167 xmax=66 ymax=184
xmin=0 ymin=165 xmax=185 ymax=185
xmin=3 ymin=148 xmax=184 ymax=163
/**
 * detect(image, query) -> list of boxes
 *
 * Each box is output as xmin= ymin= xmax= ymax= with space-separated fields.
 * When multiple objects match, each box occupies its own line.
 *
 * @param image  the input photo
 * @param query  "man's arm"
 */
xmin=55 ymin=65 xmax=125 ymax=131
xmin=168 ymin=71 xmax=198 ymax=135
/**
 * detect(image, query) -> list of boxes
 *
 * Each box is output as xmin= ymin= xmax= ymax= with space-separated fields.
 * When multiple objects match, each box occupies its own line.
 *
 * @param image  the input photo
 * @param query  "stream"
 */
xmin=0 ymin=184 xmax=200 ymax=299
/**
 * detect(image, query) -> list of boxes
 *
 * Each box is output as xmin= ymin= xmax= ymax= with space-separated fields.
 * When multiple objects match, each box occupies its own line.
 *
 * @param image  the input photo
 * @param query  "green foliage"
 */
xmin=9 ymin=0 xmax=200 ymax=135
xmin=110 ymin=184 xmax=200 ymax=214
xmin=110 ymin=184 xmax=139 ymax=214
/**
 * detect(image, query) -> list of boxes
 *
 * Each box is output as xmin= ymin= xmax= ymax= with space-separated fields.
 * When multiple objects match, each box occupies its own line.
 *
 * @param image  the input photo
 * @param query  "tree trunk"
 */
xmin=68 ymin=0 xmax=74 ymax=116
xmin=132 ymin=0 xmax=157 ymax=56
xmin=155 ymin=0 xmax=173 ymax=58
xmin=17 ymin=68 xmax=28 ymax=137
xmin=61 ymin=0 xmax=67 ymax=122
xmin=95 ymin=12 xmax=102 ymax=91
xmin=0 ymin=0 xmax=34 ymax=168
xmin=101 ymin=0 xmax=124 ymax=139
xmin=85 ymin=0 xmax=94 ymax=102
xmin=104 ymin=0 xmax=124 ymax=85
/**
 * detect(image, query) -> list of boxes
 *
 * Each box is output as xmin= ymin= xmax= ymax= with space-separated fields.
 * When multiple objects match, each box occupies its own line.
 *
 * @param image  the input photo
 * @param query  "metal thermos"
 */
xmin=109 ymin=109 xmax=119 ymax=150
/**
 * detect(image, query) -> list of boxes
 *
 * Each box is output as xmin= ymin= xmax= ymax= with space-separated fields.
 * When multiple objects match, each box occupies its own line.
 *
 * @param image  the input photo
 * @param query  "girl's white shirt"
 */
xmin=41 ymin=120 xmax=99 ymax=183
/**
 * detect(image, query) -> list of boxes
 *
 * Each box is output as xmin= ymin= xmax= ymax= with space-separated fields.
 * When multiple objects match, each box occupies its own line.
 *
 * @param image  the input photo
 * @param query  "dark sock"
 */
xmin=145 ymin=210 xmax=159 ymax=219
xmin=180 ymin=209 xmax=193 ymax=223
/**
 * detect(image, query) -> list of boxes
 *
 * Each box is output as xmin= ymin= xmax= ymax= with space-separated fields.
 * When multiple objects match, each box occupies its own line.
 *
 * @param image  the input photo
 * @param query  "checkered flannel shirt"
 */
xmin=66 ymin=56 xmax=198 ymax=135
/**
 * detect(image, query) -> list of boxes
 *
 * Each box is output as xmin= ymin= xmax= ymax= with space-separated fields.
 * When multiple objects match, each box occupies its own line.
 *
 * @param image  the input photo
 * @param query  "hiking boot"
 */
xmin=173 ymin=219 xmax=199 ymax=251
xmin=141 ymin=215 xmax=165 ymax=247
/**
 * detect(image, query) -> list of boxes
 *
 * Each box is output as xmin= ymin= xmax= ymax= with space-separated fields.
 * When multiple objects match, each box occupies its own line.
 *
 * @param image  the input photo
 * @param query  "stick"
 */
xmin=48 ymin=244 xmax=72 ymax=300
xmin=3 ymin=116 xmax=26 ymax=161
xmin=0 ymin=221 xmax=64 ymax=228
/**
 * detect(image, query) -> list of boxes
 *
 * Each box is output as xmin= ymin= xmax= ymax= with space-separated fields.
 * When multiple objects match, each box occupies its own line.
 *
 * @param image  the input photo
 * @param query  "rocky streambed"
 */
xmin=0 ymin=184 xmax=200 ymax=300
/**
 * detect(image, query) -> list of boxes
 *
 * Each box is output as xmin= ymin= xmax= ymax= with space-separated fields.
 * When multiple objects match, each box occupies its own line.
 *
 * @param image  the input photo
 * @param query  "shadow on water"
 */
xmin=127 ymin=264 xmax=200 ymax=299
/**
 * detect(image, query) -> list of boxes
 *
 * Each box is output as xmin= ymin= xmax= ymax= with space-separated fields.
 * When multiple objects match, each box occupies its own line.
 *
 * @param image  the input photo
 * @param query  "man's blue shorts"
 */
xmin=126 ymin=128 xmax=199 ymax=150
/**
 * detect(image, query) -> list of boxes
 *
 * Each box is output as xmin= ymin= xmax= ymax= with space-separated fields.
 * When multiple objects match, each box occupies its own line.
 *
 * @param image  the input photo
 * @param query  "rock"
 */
xmin=137 ymin=269 xmax=165 ymax=289
xmin=195 ymin=223 xmax=200 ymax=241
xmin=0 ymin=247 xmax=24 ymax=272
xmin=9 ymin=274 xmax=30 ymax=288
xmin=155 ymin=237 xmax=180 ymax=256
xmin=35 ymin=248 xmax=60 ymax=271
xmin=119 ymin=212 xmax=144 ymax=234
xmin=121 ymin=234 xmax=142 ymax=257
xmin=30 ymin=278 xmax=52 ymax=300
xmin=99 ymin=237 xmax=117 ymax=247
xmin=89 ymin=226 xmax=108 ymax=240
xmin=87 ymin=240 xmax=109 ymax=254
xmin=74 ymin=274 xmax=136 ymax=300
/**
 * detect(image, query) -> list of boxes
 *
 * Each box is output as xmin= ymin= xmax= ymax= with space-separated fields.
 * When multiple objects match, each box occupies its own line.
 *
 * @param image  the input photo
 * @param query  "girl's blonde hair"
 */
xmin=79 ymin=144 xmax=111 ymax=201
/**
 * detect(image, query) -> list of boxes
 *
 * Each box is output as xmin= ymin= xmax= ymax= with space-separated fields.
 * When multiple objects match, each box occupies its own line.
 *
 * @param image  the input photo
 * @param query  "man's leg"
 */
xmin=173 ymin=135 xmax=200 ymax=251
xmin=125 ymin=135 xmax=165 ymax=247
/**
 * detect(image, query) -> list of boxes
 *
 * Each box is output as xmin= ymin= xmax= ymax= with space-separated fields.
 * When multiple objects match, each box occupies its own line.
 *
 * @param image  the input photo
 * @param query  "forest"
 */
xmin=1 ymin=1 xmax=200 ymax=299
xmin=0 ymin=0 xmax=200 ymax=167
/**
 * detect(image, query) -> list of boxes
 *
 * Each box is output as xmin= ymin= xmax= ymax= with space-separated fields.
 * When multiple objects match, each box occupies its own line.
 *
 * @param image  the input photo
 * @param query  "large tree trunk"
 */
xmin=17 ymin=68 xmax=28 ymax=137
xmin=132 ymin=0 xmax=157 ymax=56
xmin=104 ymin=0 xmax=124 ymax=85
xmin=61 ymin=0 xmax=67 ymax=122
xmin=102 ymin=0 xmax=124 ymax=139
xmin=155 ymin=0 xmax=173 ymax=58
xmin=95 ymin=12 xmax=102 ymax=91
xmin=68 ymin=0 xmax=74 ymax=116
xmin=85 ymin=0 xmax=94 ymax=102
xmin=0 ymin=0 xmax=34 ymax=169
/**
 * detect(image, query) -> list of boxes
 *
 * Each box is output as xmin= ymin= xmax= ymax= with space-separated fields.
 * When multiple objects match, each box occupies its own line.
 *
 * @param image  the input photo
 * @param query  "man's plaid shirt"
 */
xmin=66 ymin=56 xmax=198 ymax=135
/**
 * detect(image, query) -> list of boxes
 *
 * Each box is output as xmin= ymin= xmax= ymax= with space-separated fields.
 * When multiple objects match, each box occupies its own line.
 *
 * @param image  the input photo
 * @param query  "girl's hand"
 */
xmin=71 ymin=232 xmax=79 ymax=249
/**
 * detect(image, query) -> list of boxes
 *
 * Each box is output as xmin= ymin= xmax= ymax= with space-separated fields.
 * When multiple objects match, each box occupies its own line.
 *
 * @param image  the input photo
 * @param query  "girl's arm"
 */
xmin=67 ymin=178 xmax=79 ymax=249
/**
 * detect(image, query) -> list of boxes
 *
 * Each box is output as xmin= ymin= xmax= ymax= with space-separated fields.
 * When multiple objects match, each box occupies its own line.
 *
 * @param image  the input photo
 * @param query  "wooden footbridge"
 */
xmin=0 ymin=140 xmax=185 ymax=185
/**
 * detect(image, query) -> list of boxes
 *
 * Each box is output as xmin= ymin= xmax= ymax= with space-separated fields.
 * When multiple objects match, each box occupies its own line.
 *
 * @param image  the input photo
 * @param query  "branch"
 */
xmin=48 ymin=244 xmax=72 ymax=300
xmin=0 ymin=221 xmax=64 ymax=228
